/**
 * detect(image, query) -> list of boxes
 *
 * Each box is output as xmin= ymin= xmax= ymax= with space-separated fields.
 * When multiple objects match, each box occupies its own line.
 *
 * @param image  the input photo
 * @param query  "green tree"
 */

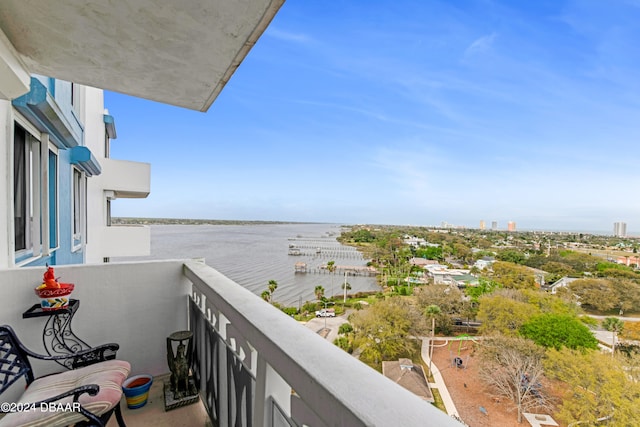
xmin=465 ymin=277 xmax=502 ymax=303
xmin=544 ymin=348 xmax=640 ymax=426
xmin=520 ymin=288 xmax=581 ymax=317
xmin=314 ymin=285 xmax=325 ymax=301
xmin=415 ymin=285 xmax=465 ymax=316
xmin=602 ymin=317 xmax=624 ymax=357
xmin=327 ymin=260 xmax=336 ymax=297
xmin=519 ymin=313 xmax=598 ymax=350
xmin=621 ymin=321 xmax=640 ymax=341
xmin=341 ymin=281 xmax=352 ymax=303
xmin=425 ymin=304 xmax=441 ymax=371
xmin=350 ymin=298 xmax=424 ymax=369
xmin=452 ymin=242 xmax=472 ymax=263
xmin=496 ymin=249 xmax=527 ymax=264
xmin=415 ymin=246 xmax=443 ymax=260
xmin=477 ymin=293 xmax=538 ymax=336
xmin=351 ymin=229 xmax=374 ymax=243
xmin=539 ymin=261 xmax=576 ymax=277
xmin=338 ymin=323 xmax=353 ymax=334
xmin=611 ymin=278 xmax=640 ymax=313
xmin=569 ymin=278 xmax=617 ymax=311
xmin=424 ymin=304 xmax=441 ymax=337
xmin=487 ymin=261 xmax=537 ymax=289
xmin=268 ymin=279 xmax=278 ymax=295
xmin=334 ymin=336 xmax=352 ymax=353
xmin=262 ymin=279 xmax=278 ymax=303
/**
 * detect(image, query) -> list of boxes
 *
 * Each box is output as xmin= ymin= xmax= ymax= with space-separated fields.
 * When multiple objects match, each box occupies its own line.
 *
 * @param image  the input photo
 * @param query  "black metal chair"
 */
xmin=0 ymin=325 xmax=130 ymax=427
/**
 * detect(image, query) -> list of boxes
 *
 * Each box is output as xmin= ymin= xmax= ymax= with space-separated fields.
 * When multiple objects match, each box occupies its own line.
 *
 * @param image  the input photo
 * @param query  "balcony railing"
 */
xmin=185 ymin=260 xmax=460 ymax=426
xmin=0 ymin=260 xmax=460 ymax=426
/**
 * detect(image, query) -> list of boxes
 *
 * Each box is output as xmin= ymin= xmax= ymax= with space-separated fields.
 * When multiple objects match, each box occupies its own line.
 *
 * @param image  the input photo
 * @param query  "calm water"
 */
xmin=117 ymin=223 xmax=379 ymax=306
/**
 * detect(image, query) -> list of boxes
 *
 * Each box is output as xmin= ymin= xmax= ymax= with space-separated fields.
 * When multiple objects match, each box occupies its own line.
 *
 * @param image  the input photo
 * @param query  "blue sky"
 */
xmin=105 ymin=0 xmax=640 ymax=233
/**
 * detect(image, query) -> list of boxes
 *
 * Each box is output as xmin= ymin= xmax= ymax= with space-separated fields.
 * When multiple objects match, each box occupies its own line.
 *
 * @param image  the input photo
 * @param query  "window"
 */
xmin=49 ymin=150 xmax=58 ymax=249
xmin=104 ymin=130 xmax=110 ymax=158
xmin=13 ymin=124 xmax=42 ymax=261
xmin=70 ymin=82 xmax=81 ymax=115
xmin=71 ymin=167 xmax=87 ymax=251
xmin=13 ymin=126 xmax=27 ymax=251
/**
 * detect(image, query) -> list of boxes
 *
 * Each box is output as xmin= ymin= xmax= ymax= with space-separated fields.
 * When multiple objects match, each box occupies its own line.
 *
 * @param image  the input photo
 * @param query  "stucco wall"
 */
xmin=0 ymin=259 xmax=191 ymax=402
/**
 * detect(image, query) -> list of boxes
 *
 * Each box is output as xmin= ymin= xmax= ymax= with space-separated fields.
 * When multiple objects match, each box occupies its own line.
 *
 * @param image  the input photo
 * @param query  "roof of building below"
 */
xmin=382 ymin=358 xmax=434 ymax=402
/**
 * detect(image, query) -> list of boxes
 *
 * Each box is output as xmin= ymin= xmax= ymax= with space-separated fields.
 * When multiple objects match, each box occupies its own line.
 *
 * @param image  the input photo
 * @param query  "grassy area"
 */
xmin=430 ymin=388 xmax=446 ymax=412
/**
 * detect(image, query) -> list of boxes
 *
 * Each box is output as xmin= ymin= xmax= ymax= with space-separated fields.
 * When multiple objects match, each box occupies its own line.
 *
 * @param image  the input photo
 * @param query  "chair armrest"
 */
xmin=21 ymin=343 xmax=120 ymax=369
xmin=69 ymin=343 xmax=119 ymax=368
xmin=27 ymin=384 xmax=106 ymax=426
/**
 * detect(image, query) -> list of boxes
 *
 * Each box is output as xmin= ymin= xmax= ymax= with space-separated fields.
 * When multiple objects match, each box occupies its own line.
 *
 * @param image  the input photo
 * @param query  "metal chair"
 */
xmin=0 ymin=325 xmax=130 ymax=427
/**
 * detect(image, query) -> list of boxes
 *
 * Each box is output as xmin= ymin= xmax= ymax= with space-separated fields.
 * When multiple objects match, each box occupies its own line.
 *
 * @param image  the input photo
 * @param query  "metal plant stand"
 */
xmin=22 ymin=299 xmax=92 ymax=369
xmin=164 ymin=330 xmax=199 ymax=411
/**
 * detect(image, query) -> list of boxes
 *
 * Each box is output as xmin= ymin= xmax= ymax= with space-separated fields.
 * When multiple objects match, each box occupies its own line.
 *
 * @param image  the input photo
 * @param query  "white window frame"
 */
xmin=47 ymin=143 xmax=60 ymax=254
xmin=13 ymin=120 xmax=44 ymax=265
xmin=71 ymin=166 xmax=86 ymax=252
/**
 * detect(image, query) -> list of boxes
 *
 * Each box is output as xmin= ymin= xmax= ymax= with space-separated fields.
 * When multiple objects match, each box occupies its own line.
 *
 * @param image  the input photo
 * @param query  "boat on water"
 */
xmin=288 ymin=247 xmax=302 ymax=256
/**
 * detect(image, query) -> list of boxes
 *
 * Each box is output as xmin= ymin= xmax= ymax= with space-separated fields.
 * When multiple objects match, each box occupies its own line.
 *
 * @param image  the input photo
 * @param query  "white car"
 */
xmin=315 ymin=309 xmax=336 ymax=317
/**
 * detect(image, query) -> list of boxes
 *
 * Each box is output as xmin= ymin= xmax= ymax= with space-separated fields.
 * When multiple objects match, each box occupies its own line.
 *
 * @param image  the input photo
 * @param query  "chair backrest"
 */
xmin=0 ymin=325 xmax=35 ymax=395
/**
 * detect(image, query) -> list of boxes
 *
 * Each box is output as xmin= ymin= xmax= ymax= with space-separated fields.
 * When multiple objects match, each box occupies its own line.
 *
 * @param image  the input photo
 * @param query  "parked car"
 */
xmin=315 ymin=308 xmax=336 ymax=317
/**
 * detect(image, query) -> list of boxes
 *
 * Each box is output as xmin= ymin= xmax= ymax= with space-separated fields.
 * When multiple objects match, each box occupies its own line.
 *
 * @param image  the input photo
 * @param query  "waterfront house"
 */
xmin=0 ymin=2 xmax=460 ymax=426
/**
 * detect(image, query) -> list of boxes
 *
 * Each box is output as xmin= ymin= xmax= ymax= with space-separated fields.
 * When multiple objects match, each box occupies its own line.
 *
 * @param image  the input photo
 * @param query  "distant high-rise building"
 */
xmin=507 ymin=221 xmax=516 ymax=232
xmin=491 ymin=221 xmax=498 ymax=231
xmin=614 ymin=222 xmax=627 ymax=237
xmin=479 ymin=220 xmax=486 ymax=230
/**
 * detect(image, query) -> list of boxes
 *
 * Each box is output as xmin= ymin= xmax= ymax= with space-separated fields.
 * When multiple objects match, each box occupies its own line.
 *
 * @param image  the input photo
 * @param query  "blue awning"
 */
xmin=104 ymin=114 xmax=117 ymax=139
xmin=12 ymin=78 xmax=82 ymax=149
xmin=70 ymin=146 xmax=101 ymax=176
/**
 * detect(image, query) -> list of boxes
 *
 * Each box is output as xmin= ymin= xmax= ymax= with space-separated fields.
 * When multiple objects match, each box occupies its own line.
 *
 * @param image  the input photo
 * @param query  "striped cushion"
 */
xmin=0 ymin=360 xmax=130 ymax=427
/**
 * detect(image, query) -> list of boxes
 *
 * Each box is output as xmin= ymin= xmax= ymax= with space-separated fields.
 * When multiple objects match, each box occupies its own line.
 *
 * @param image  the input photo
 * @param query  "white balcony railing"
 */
xmin=0 ymin=260 xmax=461 ymax=426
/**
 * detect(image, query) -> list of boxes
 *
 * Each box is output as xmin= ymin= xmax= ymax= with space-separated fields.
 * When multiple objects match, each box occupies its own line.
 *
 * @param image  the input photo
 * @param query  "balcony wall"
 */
xmin=0 ymin=259 xmax=460 ymax=426
xmin=96 ymin=225 xmax=151 ymax=258
xmin=0 ymin=260 xmax=191 ymax=403
xmin=99 ymin=158 xmax=150 ymax=198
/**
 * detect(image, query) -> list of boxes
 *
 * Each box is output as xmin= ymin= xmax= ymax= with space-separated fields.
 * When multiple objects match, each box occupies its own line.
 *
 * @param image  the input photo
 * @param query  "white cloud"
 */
xmin=464 ymin=32 xmax=498 ymax=56
xmin=266 ymin=28 xmax=313 ymax=44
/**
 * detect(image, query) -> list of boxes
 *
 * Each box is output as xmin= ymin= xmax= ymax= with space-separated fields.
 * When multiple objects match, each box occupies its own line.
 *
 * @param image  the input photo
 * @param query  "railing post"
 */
xmin=218 ymin=313 xmax=229 ymax=426
xmin=254 ymin=355 xmax=268 ymax=426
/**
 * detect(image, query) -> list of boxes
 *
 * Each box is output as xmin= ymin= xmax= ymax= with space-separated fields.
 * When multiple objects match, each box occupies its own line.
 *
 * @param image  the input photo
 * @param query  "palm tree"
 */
xmin=263 ymin=279 xmax=278 ymax=304
xmin=314 ymin=285 xmax=325 ymax=301
xmin=425 ymin=304 xmax=441 ymax=372
xmin=327 ymin=260 xmax=336 ymax=298
xmin=341 ymin=281 xmax=352 ymax=303
xmin=602 ymin=317 xmax=624 ymax=357
xmin=268 ymin=279 xmax=278 ymax=295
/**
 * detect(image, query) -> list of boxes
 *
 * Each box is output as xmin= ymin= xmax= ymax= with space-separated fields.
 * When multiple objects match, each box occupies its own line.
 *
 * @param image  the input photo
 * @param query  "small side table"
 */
xmin=22 ymin=299 xmax=91 ymax=369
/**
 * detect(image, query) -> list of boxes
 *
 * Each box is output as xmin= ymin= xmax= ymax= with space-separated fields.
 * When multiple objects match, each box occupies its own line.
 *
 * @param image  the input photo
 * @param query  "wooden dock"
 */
xmin=293 ymin=263 xmax=377 ymax=277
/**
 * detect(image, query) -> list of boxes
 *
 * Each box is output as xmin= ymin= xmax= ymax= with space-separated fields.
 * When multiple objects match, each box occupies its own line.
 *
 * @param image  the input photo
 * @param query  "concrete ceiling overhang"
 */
xmin=0 ymin=0 xmax=285 ymax=111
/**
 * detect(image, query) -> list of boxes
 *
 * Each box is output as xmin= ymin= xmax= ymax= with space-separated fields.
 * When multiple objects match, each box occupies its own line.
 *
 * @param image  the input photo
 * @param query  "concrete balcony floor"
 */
xmin=108 ymin=374 xmax=210 ymax=427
